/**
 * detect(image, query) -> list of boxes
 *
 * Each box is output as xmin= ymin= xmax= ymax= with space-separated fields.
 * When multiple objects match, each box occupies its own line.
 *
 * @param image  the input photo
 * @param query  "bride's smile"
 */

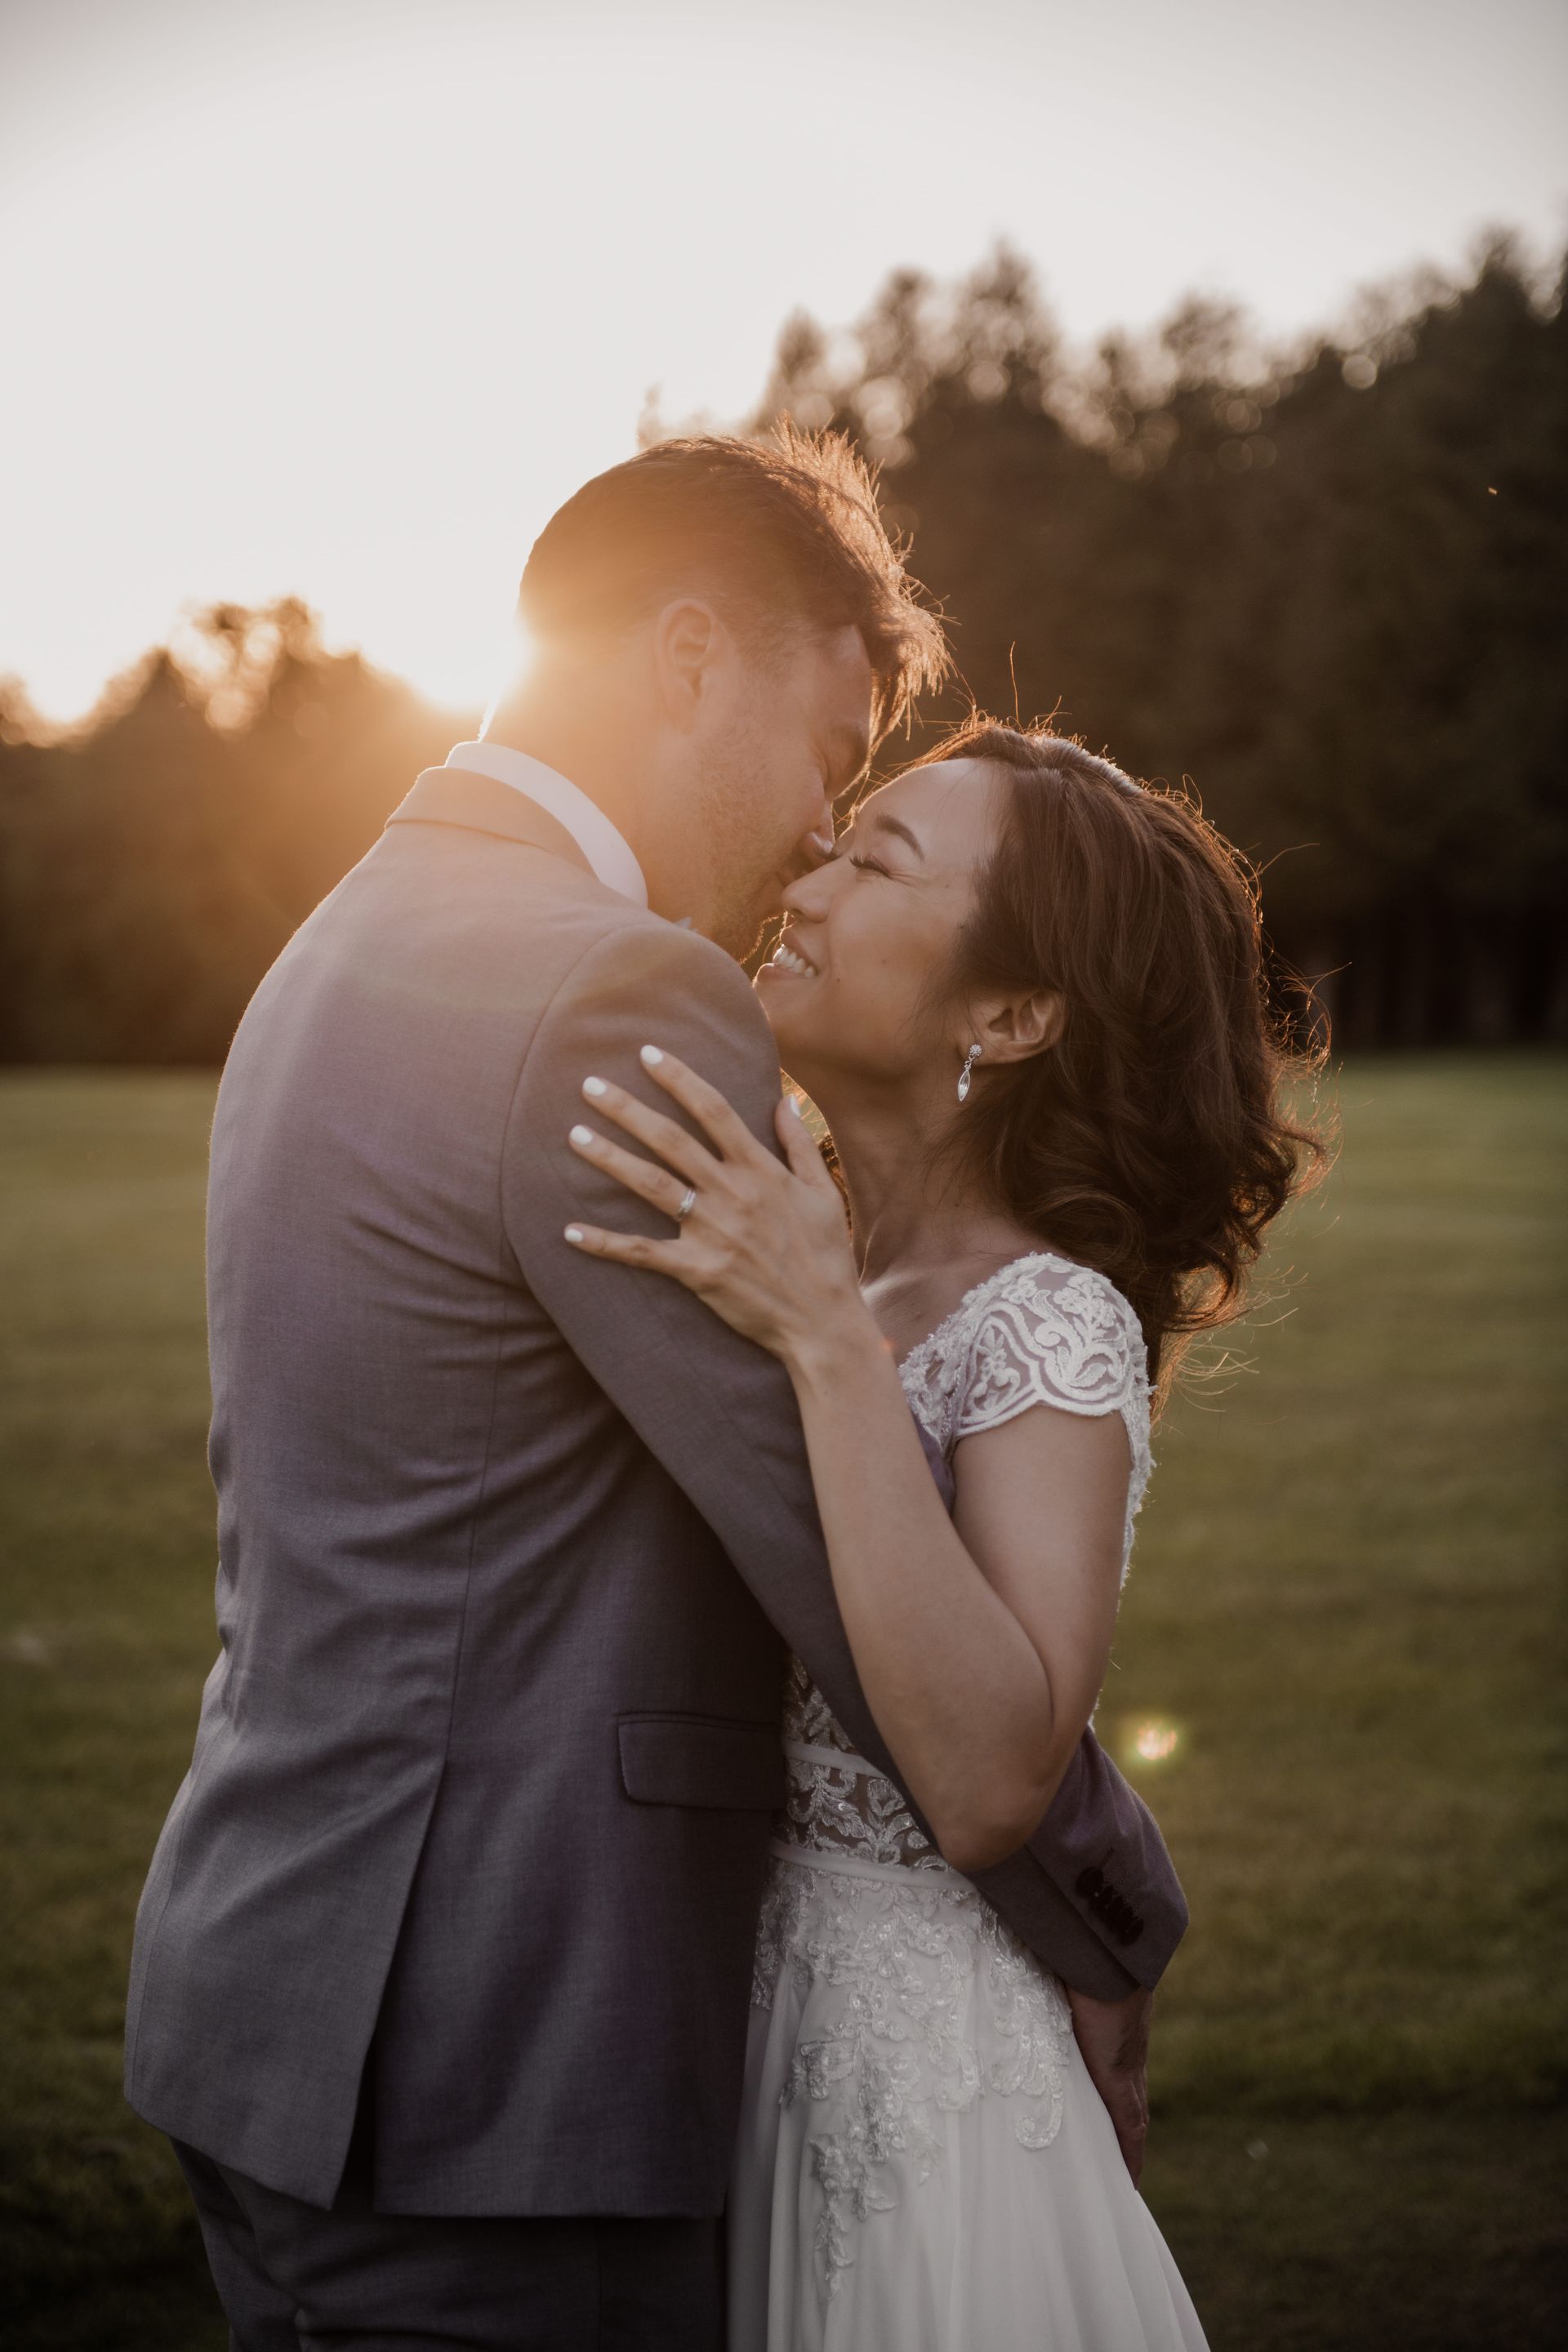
xmin=764 ymin=937 xmax=817 ymax=978
xmin=755 ymin=759 xmax=1014 ymax=1111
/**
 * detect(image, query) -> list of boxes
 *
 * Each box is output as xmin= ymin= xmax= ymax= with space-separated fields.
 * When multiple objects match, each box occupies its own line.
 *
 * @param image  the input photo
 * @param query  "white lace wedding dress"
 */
xmin=727 ymin=1253 xmax=1209 ymax=2352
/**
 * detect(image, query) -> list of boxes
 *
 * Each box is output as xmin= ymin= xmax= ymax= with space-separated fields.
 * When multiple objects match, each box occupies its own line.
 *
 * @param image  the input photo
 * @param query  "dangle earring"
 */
xmin=956 ymin=1043 xmax=982 ymax=1103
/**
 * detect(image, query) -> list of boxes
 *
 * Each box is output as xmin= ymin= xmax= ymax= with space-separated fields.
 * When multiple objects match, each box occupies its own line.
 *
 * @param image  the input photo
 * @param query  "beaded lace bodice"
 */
xmin=755 ymin=1254 xmax=1154 ymax=2301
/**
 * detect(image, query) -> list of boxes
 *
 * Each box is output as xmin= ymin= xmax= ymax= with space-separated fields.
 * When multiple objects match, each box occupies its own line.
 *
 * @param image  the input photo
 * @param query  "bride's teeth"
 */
xmin=772 ymin=944 xmax=816 ymax=977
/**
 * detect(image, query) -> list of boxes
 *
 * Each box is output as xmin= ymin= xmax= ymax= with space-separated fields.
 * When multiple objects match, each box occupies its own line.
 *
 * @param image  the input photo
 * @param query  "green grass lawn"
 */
xmin=2 ymin=1057 xmax=1564 ymax=2349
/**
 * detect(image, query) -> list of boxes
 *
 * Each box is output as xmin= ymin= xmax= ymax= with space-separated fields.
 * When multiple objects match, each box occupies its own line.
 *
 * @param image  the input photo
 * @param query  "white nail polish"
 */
xmin=640 ymin=1045 xmax=664 ymax=1067
xmin=786 ymin=1096 xmax=804 ymax=1118
xmin=582 ymin=1076 xmax=607 ymax=1097
xmin=569 ymin=1125 xmax=594 ymax=1147
xmin=564 ymin=1226 xmax=584 ymax=1244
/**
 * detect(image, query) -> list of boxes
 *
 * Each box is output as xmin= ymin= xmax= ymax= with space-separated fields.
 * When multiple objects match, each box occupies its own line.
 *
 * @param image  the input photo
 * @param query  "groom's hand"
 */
xmin=1067 ymin=1982 xmax=1153 ymax=2185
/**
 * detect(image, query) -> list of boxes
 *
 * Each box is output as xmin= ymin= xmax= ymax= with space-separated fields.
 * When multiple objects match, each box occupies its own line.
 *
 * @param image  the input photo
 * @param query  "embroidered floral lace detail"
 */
xmin=901 ymin=1251 xmax=1152 ymax=1580
xmin=784 ymin=1658 xmax=859 ymax=1758
xmin=752 ymin=1853 xmax=1073 ymax=2299
xmin=777 ymin=1657 xmax=944 ymax=1873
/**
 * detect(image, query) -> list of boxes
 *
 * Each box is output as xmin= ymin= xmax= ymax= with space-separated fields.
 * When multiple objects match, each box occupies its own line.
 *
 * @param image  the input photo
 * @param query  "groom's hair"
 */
xmin=519 ymin=428 xmax=949 ymax=741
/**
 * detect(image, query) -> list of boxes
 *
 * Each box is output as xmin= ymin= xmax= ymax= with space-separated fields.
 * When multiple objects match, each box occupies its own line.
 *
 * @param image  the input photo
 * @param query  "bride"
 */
xmin=563 ymin=719 xmax=1317 ymax=2350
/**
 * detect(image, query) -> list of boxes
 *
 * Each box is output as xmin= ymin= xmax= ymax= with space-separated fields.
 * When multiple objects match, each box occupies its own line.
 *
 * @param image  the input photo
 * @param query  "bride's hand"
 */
xmin=562 ymin=1045 xmax=866 ymax=1365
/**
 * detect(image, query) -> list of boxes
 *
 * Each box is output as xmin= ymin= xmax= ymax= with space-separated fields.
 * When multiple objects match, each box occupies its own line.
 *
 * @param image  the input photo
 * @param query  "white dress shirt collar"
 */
xmin=443 ymin=742 xmax=648 ymax=908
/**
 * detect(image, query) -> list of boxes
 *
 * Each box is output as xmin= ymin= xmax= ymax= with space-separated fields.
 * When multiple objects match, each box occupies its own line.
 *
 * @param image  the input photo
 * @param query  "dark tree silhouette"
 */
xmin=0 ymin=604 xmax=470 ymax=1062
xmin=747 ymin=239 xmax=1568 ymax=1046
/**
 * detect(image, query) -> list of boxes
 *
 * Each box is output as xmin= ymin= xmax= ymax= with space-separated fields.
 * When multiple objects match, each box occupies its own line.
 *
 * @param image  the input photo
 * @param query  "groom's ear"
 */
xmin=974 ymin=988 xmax=1064 ymax=1067
xmin=652 ymin=599 xmax=726 ymax=734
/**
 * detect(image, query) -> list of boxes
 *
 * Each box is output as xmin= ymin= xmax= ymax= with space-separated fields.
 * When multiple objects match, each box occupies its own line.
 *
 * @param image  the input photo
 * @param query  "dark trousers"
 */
xmin=172 ymin=2141 xmax=724 ymax=2352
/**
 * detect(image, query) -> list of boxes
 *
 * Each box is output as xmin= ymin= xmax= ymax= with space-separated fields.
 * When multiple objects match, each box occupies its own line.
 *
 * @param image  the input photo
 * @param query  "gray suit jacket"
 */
xmin=125 ymin=765 xmax=1187 ymax=2218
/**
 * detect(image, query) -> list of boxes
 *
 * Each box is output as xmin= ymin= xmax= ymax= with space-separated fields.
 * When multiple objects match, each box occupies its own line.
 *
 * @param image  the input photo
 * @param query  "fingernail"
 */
xmin=569 ymin=1125 xmax=595 ymax=1147
xmin=786 ymin=1096 xmax=804 ymax=1118
xmin=640 ymin=1045 xmax=664 ymax=1067
xmin=564 ymin=1225 xmax=584 ymax=1244
xmin=582 ymin=1076 xmax=608 ymax=1098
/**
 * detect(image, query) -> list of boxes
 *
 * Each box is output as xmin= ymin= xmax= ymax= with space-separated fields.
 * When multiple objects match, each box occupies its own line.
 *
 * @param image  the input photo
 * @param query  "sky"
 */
xmin=2 ymin=0 xmax=1564 ymax=725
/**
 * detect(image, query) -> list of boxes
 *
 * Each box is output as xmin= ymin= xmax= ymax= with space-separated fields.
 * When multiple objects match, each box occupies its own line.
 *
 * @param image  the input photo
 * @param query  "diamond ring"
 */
xmin=674 ymin=1185 xmax=698 ymax=1224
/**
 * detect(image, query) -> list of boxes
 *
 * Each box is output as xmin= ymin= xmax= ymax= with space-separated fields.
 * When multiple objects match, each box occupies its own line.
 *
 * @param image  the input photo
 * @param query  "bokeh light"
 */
xmin=1127 ymin=1717 xmax=1184 ymax=1767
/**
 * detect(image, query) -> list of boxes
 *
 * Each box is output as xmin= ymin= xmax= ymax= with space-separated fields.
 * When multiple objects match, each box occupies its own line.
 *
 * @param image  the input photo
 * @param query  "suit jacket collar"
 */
xmin=386 ymin=768 xmax=598 ymax=883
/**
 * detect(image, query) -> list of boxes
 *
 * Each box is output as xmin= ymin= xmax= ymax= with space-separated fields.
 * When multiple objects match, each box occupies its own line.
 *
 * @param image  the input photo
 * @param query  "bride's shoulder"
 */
xmin=982 ymin=1250 xmax=1143 ymax=1334
xmin=951 ymin=1250 xmax=1149 ymax=1426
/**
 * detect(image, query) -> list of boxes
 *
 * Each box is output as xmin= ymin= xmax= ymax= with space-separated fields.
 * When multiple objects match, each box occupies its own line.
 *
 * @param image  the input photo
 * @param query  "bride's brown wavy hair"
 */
xmin=911 ymin=719 xmax=1327 ymax=1393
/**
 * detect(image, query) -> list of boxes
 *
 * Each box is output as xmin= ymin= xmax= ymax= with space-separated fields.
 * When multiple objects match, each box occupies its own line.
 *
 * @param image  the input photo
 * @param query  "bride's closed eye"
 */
xmin=846 ymin=850 xmax=893 ymax=877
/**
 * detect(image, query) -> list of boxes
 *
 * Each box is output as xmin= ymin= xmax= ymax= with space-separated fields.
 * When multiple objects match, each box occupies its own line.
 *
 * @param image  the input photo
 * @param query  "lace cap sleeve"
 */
xmin=955 ymin=1256 xmax=1147 ymax=1441
xmin=897 ymin=1252 xmax=1152 ymax=1583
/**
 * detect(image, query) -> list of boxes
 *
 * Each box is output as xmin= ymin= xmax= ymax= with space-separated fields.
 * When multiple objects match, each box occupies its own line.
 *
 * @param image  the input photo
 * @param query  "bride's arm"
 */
xmin=787 ymin=1319 xmax=1128 ymax=1870
xmin=564 ymin=1049 xmax=1128 ymax=1873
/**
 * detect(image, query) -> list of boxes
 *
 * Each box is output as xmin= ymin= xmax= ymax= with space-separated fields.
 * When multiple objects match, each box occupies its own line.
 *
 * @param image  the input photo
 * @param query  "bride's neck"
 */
xmin=813 ymin=1089 xmax=1022 ymax=1290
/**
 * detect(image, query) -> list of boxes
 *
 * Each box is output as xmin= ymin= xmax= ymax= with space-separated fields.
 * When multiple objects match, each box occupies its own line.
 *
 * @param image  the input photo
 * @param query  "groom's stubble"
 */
xmin=689 ymin=711 xmax=804 ymax=961
xmin=683 ymin=620 xmax=872 ymax=960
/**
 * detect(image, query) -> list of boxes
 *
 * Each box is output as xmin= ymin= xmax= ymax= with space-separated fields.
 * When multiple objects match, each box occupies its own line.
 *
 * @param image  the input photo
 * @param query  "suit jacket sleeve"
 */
xmin=502 ymin=916 xmax=1187 ymax=1996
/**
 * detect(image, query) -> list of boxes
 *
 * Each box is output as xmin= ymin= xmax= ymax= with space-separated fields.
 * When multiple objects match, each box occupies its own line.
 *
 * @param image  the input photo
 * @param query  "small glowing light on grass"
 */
xmin=1129 ymin=1718 xmax=1182 ymax=1765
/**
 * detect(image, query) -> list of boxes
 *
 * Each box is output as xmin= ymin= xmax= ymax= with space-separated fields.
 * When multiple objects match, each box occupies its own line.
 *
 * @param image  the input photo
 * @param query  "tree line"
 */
xmin=2 ymin=238 xmax=1564 ymax=1062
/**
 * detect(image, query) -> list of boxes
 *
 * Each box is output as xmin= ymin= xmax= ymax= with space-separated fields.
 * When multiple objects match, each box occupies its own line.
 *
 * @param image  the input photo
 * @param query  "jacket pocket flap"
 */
xmin=617 ymin=1713 xmax=786 ymax=1811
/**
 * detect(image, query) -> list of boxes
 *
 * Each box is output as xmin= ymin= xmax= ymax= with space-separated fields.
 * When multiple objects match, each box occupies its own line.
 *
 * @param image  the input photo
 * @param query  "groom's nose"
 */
xmin=804 ymin=777 xmax=838 ymax=868
xmin=781 ymin=822 xmax=835 ymax=892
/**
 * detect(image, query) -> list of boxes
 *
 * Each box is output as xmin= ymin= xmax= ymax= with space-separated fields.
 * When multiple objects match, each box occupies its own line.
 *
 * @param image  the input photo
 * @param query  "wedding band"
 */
xmin=674 ymin=1185 xmax=698 ymax=1224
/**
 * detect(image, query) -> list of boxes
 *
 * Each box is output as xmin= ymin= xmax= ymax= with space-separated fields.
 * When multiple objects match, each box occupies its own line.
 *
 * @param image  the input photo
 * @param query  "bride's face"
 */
xmin=755 ymin=759 xmax=1008 ymax=1097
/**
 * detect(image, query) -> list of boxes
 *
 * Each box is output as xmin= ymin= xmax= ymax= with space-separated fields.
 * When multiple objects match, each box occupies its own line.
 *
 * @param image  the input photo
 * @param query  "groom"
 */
xmin=126 ymin=431 xmax=1187 ymax=2348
